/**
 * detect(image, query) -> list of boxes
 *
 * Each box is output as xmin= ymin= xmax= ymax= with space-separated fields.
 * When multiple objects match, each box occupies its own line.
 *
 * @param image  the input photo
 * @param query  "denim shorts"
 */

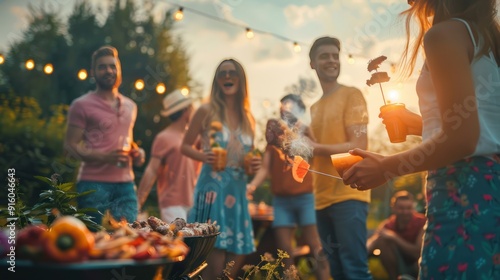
xmin=77 ymin=181 xmax=137 ymax=226
xmin=272 ymin=193 xmax=316 ymax=227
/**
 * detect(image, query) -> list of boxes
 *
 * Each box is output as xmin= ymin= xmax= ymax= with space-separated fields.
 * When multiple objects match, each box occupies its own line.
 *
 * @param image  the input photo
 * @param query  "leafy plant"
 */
xmin=0 ymin=174 xmax=102 ymax=231
xmin=225 ymin=249 xmax=299 ymax=280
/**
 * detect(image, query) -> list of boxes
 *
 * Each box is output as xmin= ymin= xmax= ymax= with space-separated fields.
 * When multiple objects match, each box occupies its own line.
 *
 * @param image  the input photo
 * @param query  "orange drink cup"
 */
xmin=380 ymin=103 xmax=407 ymax=143
xmin=330 ymin=153 xmax=363 ymax=177
xmin=244 ymin=151 xmax=261 ymax=176
xmin=212 ymin=147 xmax=227 ymax=172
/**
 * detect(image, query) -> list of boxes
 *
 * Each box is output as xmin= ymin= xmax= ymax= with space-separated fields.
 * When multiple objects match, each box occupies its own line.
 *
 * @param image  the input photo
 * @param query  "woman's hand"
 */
xmin=342 ymin=149 xmax=393 ymax=191
xmin=379 ymin=108 xmax=422 ymax=136
xmin=130 ymin=142 xmax=146 ymax=167
xmin=203 ymin=149 xmax=216 ymax=165
xmin=250 ymin=155 xmax=262 ymax=174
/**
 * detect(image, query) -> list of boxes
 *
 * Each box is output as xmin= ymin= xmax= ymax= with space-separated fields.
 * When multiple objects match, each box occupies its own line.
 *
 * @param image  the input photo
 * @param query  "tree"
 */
xmin=283 ymin=76 xmax=318 ymax=100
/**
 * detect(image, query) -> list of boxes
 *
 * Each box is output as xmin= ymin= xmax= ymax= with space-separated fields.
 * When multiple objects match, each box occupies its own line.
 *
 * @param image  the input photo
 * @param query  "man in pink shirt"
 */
xmin=64 ymin=46 xmax=145 ymax=226
xmin=137 ymin=89 xmax=199 ymax=222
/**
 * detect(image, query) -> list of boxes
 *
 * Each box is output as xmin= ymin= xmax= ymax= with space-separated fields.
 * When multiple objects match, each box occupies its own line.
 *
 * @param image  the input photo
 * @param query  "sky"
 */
xmin=0 ymin=0 xmax=423 ymax=139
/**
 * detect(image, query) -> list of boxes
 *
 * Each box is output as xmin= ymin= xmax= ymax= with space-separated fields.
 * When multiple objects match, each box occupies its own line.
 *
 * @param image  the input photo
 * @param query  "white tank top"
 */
xmin=416 ymin=18 xmax=500 ymax=156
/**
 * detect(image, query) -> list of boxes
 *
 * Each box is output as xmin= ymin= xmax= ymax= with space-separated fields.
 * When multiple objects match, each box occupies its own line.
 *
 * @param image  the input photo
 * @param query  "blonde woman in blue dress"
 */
xmin=181 ymin=58 xmax=260 ymax=279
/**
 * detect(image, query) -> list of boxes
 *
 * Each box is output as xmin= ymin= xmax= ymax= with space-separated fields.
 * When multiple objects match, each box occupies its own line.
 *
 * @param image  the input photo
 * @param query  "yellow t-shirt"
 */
xmin=310 ymin=86 xmax=371 ymax=210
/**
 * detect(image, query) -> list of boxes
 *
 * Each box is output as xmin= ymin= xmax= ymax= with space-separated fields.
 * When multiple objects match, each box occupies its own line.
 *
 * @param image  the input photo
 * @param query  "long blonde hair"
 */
xmin=205 ymin=59 xmax=255 ymax=138
xmin=400 ymin=0 xmax=500 ymax=77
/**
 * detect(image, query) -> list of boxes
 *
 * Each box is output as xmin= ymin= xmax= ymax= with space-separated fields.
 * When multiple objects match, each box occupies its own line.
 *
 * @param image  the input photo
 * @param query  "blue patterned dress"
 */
xmin=188 ymin=124 xmax=256 ymax=255
xmin=420 ymin=156 xmax=500 ymax=279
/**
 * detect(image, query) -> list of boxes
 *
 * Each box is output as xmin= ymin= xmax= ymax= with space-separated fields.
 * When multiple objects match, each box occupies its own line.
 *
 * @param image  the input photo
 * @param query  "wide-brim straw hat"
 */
xmin=160 ymin=89 xmax=193 ymax=117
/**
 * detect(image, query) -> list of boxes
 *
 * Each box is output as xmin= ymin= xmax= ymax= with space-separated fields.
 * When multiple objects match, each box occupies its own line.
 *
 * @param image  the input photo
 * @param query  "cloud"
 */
xmin=283 ymin=4 xmax=324 ymax=28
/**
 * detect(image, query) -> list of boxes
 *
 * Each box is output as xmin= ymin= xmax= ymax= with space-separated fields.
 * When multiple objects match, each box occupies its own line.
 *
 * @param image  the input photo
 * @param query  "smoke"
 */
xmin=280 ymin=117 xmax=313 ymax=161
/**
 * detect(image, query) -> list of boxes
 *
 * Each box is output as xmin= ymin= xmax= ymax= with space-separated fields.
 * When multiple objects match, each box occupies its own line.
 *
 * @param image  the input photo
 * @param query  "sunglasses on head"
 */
xmin=407 ymin=0 xmax=415 ymax=6
xmin=217 ymin=70 xmax=238 ymax=79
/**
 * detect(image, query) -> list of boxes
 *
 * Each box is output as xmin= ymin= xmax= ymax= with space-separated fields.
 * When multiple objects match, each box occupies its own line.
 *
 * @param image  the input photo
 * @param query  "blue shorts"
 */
xmin=272 ymin=193 xmax=316 ymax=228
xmin=77 ymin=181 xmax=137 ymax=226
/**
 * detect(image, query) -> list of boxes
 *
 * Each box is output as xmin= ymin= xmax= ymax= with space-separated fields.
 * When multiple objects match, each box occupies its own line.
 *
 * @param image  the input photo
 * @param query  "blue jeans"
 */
xmin=272 ymin=193 xmax=316 ymax=227
xmin=316 ymin=200 xmax=372 ymax=280
xmin=77 ymin=181 xmax=137 ymax=227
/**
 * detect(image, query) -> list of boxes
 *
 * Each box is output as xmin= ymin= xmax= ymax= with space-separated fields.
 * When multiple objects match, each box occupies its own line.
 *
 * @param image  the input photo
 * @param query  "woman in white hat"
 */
xmin=181 ymin=58 xmax=261 ymax=279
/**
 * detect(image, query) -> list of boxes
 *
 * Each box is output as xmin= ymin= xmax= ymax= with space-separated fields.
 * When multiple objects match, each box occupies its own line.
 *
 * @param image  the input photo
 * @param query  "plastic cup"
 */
xmin=244 ymin=151 xmax=261 ymax=176
xmin=117 ymin=136 xmax=131 ymax=168
xmin=380 ymin=103 xmax=407 ymax=143
xmin=212 ymin=147 xmax=227 ymax=172
xmin=330 ymin=153 xmax=363 ymax=177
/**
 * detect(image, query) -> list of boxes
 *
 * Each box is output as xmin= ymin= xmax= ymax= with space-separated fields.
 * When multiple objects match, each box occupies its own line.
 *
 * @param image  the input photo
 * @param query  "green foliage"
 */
xmin=0 ymin=174 xmax=101 ymax=231
xmin=221 ymin=250 xmax=299 ymax=280
xmin=0 ymin=94 xmax=72 ymax=205
xmin=252 ymin=181 xmax=273 ymax=206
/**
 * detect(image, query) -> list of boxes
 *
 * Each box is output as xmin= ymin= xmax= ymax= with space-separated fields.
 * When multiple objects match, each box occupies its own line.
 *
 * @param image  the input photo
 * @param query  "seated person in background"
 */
xmin=367 ymin=191 xmax=426 ymax=280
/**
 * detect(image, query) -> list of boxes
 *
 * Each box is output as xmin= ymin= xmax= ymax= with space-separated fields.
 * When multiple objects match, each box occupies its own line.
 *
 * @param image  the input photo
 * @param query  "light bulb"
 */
xmin=156 ymin=83 xmax=166 ymax=94
xmin=44 ymin=63 xmax=53 ymax=75
xmin=78 ymin=69 xmax=87 ymax=80
xmin=181 ymin=86 xmax=189 ymax=96
xmin=293 ymin=42 xmax=301 ymax=53
xmin=347 ymin=54 xmax=355 ymax=64
xmin=0 ymin=54 xmax=4 ymax=64
xmin=174 ymin=7 xmax=184 ymax=21
xmin=25 ymin=59 xmax=35 ymax=70
xmin=245 ymin=28 xmax=254 ymax=39
xmin=135 ymin=79 xmax=145 ymax=91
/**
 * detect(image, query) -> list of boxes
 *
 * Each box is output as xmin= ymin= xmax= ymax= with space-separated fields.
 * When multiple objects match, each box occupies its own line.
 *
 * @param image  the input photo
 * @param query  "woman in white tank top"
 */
xmin=342 ymin=0 xmax=500 ymax=279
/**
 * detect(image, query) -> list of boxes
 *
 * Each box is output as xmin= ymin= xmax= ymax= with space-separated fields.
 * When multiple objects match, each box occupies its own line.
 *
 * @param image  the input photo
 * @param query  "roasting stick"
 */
xmin=301 ymin=167 xmax=343 ymax=180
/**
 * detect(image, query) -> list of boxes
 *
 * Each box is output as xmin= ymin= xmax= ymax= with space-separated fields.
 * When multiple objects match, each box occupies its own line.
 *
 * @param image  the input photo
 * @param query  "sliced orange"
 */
xmin=292 ymin=155 xmax=310 ymax=183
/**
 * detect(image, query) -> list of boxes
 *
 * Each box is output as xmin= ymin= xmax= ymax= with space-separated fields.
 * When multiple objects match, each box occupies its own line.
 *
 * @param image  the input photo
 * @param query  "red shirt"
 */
xmin=383 ymin=212 xmax=426 ymax=243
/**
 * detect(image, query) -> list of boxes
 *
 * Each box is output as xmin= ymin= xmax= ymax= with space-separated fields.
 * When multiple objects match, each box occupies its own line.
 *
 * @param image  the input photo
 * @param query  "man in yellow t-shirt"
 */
xmin=309 ymin=36 xmax=372 ymax=280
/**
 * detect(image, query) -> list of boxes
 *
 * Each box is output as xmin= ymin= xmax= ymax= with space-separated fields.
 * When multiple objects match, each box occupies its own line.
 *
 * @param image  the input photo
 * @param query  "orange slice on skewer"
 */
xmin=292 ymin=155 xmax=310 ymax=183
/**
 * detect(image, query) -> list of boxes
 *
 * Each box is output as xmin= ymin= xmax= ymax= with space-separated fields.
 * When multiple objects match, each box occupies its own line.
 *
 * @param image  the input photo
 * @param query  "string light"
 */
xmin=347 ymin=54 xmax=355 ymax=64
xmin=0 ymin=54 xmax=4 ymax=64
xmin=165 ymin=2 xmax=400 ymax=65
xmin=156 ymin=82 xmax=166 ymax=94
xmin=168 ymin=3 xmax=308 ymax=52
xmin=43 ymin=63 xmax=53 ymax=75
xmin=78 ymin=69 xmax=87 ymax=80
xmin=8 ymin=2 xmax=402 ymax=89
xmin=245 ymin=28 xmax=254 ymax=39
xmin=390 ymin=63 xmax=396 ymax=74
xmin=25 ymin=59 xmax=35 ymax=70
xmin=135 ymin=79 xmax=145 ymax=90
xmin=173 ymin=7 xmax=184 ymax=21
xmin=293 ymin=42 xmax=301 ymax=53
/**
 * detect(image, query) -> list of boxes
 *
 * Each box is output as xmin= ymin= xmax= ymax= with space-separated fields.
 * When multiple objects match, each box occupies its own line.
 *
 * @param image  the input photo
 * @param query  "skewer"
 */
xmin=206 ymin=192 xmax=213 ymax=223
xmin=302 ymin=167 xmax=343 ymax=180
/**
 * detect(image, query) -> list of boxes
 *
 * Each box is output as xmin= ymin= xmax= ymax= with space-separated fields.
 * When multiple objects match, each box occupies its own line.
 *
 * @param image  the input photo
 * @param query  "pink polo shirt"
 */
xmin=67 ymin=91 xmax=137 ymax=183
xmin=151 ymin=128 xmax=200 ymax=208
